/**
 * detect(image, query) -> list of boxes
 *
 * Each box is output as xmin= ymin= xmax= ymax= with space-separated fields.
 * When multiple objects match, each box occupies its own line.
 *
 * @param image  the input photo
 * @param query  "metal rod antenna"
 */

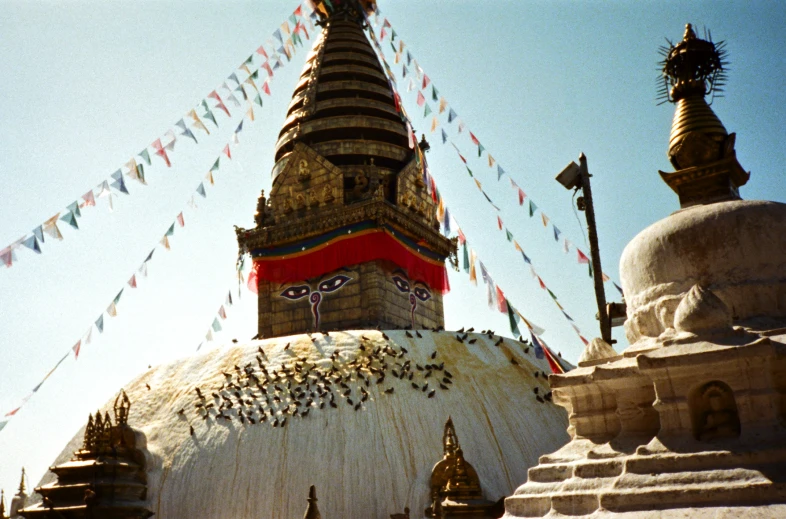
xmin=578 ymin=153 xmax=611 ymax=343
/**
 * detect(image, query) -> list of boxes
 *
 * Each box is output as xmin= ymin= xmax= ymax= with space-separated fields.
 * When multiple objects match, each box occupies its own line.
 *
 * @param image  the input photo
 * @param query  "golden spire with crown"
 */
xmin=657 ymin=24 xmax=749 ymax=208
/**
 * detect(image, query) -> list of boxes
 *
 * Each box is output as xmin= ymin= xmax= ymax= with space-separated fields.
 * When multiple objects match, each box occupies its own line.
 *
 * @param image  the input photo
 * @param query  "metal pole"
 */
xmin=578 ymin=153 xmax=611 ymax=343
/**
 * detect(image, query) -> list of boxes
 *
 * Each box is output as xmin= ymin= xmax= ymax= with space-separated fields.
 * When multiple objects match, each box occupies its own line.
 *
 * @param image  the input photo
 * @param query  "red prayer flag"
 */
xmin=518 ymin=188 xmax=526 ymax=205
xmin=72 ymin=340 xmax=81 ymax=359
xmin=497 ymin=216 xmax=503 ymax=230
xmin=457 ymin=228 xmax=466 ymax=245
xmin=151 ymin=138 xmax=171 ymax=167
xmin=470 ymin=132 xmax=480 ymax=146
xmin=128 ymin=274 xmax=137 ymax=288
xmin=208 ymin=90 xmax=231 ymax=117
xmin=416 ymin=91 xmax=425 ymax=106
xmin=256 ymin=45 xmax=268 ymax=59
xmin=577 ymin=249 xmax=590 ymax=264
xmin=218 ymin=305 xmax=227 ymax=319
xmin=247 ymin=265 xmax=259 ymax=294
xmin=81 ymin=190 xmax=96 ymax=208
xmin=261 ymin=61 xmax=274 ymax=77
xmin=177 ymin=212 xmax=185 ymax=227
xmin=223 ymin=144 xmax=232 ymax=159
xmin=538 ymin=276 xmax=547 ymax=290
xmin=293 ymin=5 xmax=303 ymax=16
xmin=262 ymin=80 xmax=271 ymax=95
xmin=495 ymin=286 xmax=507 ymax=313
xmin=422 ymin=75 xmax=430 ymax=89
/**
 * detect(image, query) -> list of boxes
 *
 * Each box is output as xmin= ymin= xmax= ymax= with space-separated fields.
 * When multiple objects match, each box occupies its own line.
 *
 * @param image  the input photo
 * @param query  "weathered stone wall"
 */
xmin=258 ymin=260 xmax=444 ymax=338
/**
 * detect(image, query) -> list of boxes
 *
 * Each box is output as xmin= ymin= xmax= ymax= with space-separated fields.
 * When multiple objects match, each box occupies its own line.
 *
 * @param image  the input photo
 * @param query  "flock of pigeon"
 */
xmin=173 ymin=329 xmax=553 ymax=436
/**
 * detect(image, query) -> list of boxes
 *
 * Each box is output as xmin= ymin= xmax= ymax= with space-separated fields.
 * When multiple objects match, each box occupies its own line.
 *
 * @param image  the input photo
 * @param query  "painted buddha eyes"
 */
xmin=280 ymin=285 xmax=311 ymax=300
xmin=392 ymin=276 xmax=411 ymax=293
xmin=414 ymin=287 xmax=432 ymax=302
xmin=318 ymin=275 xmax=351 ymax=293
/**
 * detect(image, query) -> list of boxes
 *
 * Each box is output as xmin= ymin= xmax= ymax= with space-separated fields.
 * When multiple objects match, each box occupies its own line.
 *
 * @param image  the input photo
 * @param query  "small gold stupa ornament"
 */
xmin=657 ymin=24 xmax=749 ymax=208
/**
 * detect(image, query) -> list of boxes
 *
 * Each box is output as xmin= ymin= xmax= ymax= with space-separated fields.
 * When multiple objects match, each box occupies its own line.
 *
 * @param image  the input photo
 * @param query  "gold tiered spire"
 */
xmin=426 ymin=418 xmax=495 ymax=517
xmin=657 ymin=24 xmax=749 ymax=208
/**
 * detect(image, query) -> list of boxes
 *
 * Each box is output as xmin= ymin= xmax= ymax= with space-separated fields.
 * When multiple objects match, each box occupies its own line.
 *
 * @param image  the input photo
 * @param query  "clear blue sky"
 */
xmin=0 ymin=0 xmax=783 ymax=496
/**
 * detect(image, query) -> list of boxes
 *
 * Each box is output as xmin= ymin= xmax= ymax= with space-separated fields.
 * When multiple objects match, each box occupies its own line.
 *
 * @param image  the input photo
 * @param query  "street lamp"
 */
xmin=556 ymin=154 xmax=614 ymax=344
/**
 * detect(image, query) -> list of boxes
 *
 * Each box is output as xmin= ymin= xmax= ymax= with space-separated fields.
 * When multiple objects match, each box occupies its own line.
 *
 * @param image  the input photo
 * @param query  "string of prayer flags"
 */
xmin=372 ymin=19 xmax=625 ymax=290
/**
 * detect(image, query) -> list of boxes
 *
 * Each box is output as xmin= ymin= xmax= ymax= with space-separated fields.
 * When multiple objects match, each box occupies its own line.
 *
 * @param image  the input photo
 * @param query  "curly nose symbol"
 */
xmin=310 ymin=292 xmax=323 ymax=330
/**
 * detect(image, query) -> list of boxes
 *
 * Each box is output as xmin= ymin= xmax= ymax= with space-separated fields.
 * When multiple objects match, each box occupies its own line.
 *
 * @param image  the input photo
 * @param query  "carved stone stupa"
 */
xmin=19 ymin=391 xmax=152 ymax=519
xmin=236 ymin=0 xmax=454 ymax=339
xmin=504 ymin=25 xmax=786 ymax=518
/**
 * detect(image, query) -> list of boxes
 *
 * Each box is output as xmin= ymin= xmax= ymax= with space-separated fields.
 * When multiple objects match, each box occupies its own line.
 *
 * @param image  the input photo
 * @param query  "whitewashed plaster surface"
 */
xmin=43 ymin=330 xmax=568 ymax=519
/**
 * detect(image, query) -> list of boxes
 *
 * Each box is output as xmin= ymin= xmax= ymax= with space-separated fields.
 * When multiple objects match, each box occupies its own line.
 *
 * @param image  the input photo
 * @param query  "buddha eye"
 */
xmin=392 ymin=275 xmax=410 ymax=293
xmin=414 ymin=286 xmax=432 ymax=302
xmin=280 ymin=285 xmax=310 ymax=300
xmin=318 ymin=275 xmax=351 ymax=293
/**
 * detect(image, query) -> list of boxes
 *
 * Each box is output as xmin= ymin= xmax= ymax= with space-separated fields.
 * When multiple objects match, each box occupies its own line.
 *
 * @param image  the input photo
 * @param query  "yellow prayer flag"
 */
xmin=468 ymin=249 xmax=478 ymax=285
xmin=246 ymin=105 xmax=255 ymax=122
xmin=430 ymin=116 xmax=439 ymax=133
xmin=488 ymin=154 xmax=495 ymax=168
xmin=541 ymin=213 xmax=550 ymax=227
xmin=474 ymin=178 xmax=482 ymax=190
xmin=438 ymin=97 xmax=447 ymax=113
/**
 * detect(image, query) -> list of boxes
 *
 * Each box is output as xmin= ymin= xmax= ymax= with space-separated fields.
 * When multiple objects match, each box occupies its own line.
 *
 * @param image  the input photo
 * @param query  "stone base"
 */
xmin=503 ymin=328 xmax=786 ymax=518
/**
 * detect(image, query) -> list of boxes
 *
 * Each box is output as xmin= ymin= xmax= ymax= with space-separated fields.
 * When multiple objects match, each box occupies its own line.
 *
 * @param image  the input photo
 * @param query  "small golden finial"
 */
xmin=683 ymin=23 xmax=696 ymax=40
xmin=17 ymin=469 xmax=25 ymax=496
xmin=113 ymin=390 xmax=131 ymax=426
xmin=442 ymin=416 xmax=459 ymax=457
xmin=83 ymin=414 xmax=95 ymax=451
xmin=303 ymin=485 xmax=321 ymax=519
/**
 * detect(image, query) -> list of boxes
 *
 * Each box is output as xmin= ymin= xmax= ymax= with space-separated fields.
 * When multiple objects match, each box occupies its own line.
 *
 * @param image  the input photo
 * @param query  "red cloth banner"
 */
xmin=251 ymin=231 xmax=449 ymax=293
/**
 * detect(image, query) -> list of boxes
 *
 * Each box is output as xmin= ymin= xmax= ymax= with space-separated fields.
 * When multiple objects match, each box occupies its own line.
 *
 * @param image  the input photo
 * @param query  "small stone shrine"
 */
xmin=504 ymin=24 xmax=786 ymax=518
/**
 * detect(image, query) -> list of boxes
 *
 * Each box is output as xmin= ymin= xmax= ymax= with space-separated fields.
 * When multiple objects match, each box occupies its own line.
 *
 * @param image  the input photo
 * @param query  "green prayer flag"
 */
xmin=212 ymin=318 xmax=222 ymax=332
xmin=431 ymin=86 xmax=439 ymax=101
xmin=505 ymin=229 xmax=513 ymax=242
xmin=424 ymin=104 xmax=432 ymax=117
xmin=547 ymin=288 xmax=558 ymax=300
xmin=529 ymin=200 xmax=538 ymax=217
xmin=506 ymin=299 xmax=521 ymax=337
xmin=478 ymin=143 xmax=486 ymax=157
xmin=60 ymin=211 xmax=78 ymax=230
xmin=166 ymin=223 xmax=175 ymax=237
xmin=114 ymin=289 xmax=124 ymax=305
xmin=138 ymin=149 xmax=151 ymax=166
xmin=254 ymin=93 xmax=263 ymax=107
xmin=462 ymin=243 xmax=469 ymax=272
xmin=210 ymin=158 xmax=220 ymax=172
xmin=466 ymin=167 xmax=473 ymax=177
xmin=66 ymin=201 xmax=81 ymax=218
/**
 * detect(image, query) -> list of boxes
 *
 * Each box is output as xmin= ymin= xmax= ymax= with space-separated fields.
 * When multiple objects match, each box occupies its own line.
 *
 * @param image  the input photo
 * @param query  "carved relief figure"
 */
xmin=298 ymin=159 xmax=311 ymax=181
xmin=691 ymin=380 xmax=741 ymax=442
xmin=391 ymin=270 xmax=432 ymax=328
xmin=279 ymin=273 xmax=353 ymax=330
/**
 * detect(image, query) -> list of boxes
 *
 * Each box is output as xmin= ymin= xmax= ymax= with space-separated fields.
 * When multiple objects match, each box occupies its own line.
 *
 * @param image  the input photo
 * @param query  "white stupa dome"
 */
xmin=36 ymin=330 xmax=568 ymax=519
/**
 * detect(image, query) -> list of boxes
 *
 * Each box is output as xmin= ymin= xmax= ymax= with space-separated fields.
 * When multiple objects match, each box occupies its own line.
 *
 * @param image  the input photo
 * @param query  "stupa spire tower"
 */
xmin=237 ymin=0 xmax=454 ymax=338
xmin=657 ymin=24 xmax=749 ymax=208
